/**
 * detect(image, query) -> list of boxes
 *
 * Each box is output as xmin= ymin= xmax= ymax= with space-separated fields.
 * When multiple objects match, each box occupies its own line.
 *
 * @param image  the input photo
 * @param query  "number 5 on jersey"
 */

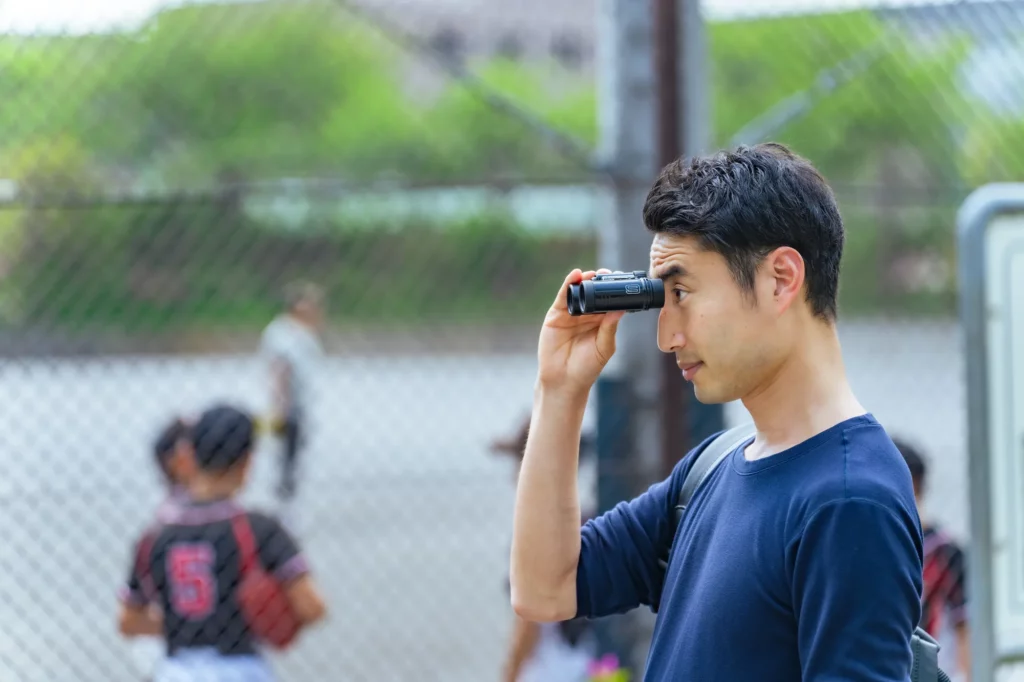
xmin=167 ymin=544 xmax=216 ymax=619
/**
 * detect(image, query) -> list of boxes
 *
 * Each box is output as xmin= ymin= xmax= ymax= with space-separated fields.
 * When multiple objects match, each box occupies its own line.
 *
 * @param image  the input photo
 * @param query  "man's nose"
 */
xmin=657 ymin=309 xmax=685 ymax=353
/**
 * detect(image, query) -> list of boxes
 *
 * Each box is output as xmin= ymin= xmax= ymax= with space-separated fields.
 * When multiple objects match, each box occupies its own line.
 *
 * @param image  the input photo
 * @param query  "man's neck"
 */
xmin=741 ymin=322 xmax=866 ymax=460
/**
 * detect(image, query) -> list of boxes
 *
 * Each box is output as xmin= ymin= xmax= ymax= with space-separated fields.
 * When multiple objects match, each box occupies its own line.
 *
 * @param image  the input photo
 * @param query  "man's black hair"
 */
xmin=153 ymin=417 xmax=190 ymax=482
xmin=892 ymin=437 xmax=927 ymax=489
xmin=191 ymin=404 xmax=255 ymax=472
xmin=642 ymin=142 xmax=845 ymax=320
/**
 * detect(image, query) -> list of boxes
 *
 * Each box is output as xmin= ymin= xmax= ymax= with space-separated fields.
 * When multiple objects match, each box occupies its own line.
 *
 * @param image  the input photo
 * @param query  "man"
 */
xmin=118 ymin=404 xmax=327 ymax=681
xmin=895 ymin=437 xmax=971 ymax=681
xmin=260 ymin=281 xmax=325 ymax=503
xmin=510 ymin=143 xmax=923 ymax=680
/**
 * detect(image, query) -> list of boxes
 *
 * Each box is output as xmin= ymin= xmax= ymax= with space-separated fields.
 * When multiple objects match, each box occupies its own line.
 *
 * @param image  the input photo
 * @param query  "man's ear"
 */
xmin=764 ymin=246 xmax=805 ymax=314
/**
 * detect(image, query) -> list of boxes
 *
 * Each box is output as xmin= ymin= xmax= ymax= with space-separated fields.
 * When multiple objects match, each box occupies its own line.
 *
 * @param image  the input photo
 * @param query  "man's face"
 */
xmin=650 ymin=233 xmax=792 ymax=404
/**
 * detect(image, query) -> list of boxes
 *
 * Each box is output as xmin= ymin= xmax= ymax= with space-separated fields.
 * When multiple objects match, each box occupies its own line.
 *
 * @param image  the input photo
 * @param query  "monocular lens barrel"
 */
xmin=566 ymin=274 xmax=664 ymax=316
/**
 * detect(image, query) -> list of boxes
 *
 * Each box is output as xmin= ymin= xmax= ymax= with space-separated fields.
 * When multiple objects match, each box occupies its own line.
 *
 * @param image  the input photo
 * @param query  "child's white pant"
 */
xmin=155 ymin=648 xmax=275 ymax=682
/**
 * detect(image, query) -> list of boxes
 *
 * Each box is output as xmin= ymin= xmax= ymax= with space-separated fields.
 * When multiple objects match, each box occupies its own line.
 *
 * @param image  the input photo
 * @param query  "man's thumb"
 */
xmin=595 ymin=311 xmax=624 ymax=360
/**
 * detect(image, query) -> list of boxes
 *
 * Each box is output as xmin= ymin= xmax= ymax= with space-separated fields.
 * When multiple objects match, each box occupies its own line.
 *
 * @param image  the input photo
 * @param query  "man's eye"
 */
xmin=674 ymin=289 xmax=688 ymax=303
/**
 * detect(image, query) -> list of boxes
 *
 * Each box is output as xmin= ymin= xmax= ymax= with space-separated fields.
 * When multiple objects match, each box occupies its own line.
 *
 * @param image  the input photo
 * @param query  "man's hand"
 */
xmin=537 ymin=269 xmax=626 ymax=395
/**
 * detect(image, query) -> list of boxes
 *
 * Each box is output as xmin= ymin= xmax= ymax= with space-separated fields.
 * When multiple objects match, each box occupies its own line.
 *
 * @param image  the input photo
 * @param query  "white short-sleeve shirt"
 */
xmin=259 ymin=314 xmax=323 ymax=417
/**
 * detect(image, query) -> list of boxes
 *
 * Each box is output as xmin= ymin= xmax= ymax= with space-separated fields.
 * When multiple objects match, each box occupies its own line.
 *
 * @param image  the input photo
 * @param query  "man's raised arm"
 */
xmin=510 ymin=384 xmax=590 ymax=621
xmin=512 ymin=376 xmax=689 ymax=622
xmin=509 ymin=268 xmax=624 ymax=621
xmin=511 ymin=268 xmax=710 ymax=624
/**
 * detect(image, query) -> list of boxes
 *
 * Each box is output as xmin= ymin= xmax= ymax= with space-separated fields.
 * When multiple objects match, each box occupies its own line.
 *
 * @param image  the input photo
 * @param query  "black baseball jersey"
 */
xmin=121 ymin=498 xmax=308 ymax=656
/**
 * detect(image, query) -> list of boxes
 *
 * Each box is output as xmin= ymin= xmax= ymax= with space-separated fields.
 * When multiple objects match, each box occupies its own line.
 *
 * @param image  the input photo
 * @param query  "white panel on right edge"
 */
xmin=984 ymin=215 xmax=1024 ymax=660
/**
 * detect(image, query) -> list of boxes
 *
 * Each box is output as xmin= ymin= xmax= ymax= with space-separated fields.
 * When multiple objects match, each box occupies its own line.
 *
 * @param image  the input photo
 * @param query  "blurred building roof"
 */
xmin=355 ymin=0 xmax=598 ymax=73
xmin=352 ymin=0 xmax=1024 ymax=114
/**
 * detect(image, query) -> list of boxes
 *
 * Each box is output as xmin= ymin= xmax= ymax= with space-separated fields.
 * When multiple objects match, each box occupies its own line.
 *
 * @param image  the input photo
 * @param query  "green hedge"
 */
xmin=3 ymin=202 xmax=595 ymax=333
xmin=0 ymin=195 xmax=956 ymax=335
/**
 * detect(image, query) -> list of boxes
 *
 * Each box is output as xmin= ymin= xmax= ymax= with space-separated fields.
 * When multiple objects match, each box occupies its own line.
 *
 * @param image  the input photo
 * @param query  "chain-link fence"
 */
xmin=1 ymin=0 xmax=1022 ymax=679
xmin=0 ymin=2 xmax=598 ymax=681
xmin=712 ymin=0 xmax=1023 ymax=540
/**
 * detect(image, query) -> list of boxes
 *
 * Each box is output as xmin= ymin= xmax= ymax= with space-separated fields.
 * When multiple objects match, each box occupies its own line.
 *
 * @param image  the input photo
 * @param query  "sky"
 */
xmin=0 ymin=0 xmax=167 ymax=33
xmin=0 ymin=0 xmax=1005 ymax=33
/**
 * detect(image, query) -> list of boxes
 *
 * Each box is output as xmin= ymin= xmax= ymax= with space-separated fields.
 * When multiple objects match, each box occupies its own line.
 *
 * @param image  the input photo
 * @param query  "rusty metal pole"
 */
xmin=652 ymin=0 xmax=722 ymax=476
xmin=652 ymin=0 xmax=690 ymax=476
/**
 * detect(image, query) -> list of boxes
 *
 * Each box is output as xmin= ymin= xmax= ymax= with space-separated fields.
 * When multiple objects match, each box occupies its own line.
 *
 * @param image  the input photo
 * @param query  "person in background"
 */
xmin=118 ymin=404 xmax=327 ymax=682
xmin=152 ymin=417 xmax=198 ymax=523
xmin=492 ymin=416 xmax=598 ymax=682
xmin=128 ymin=417 xmax=199 ymax=681
xmin=260 ymin=281 xmax=326 ymax=505
xmin=894 ymin=437 xmax=971 ymax=682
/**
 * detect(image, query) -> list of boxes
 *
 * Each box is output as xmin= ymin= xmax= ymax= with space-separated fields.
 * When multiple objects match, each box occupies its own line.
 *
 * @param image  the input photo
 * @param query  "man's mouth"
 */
xmin=678 ymin=361 xmax=703 ymax=381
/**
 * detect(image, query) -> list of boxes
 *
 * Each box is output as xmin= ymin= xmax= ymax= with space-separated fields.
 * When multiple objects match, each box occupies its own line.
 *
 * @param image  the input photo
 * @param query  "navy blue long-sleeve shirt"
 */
xmin=576 ymin=414 xmax=923 ymax=681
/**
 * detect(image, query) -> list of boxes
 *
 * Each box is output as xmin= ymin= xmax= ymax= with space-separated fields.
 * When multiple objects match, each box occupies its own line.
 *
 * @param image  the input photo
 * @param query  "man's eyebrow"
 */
xmin=651 ymin=264 xmax=689 ymax=280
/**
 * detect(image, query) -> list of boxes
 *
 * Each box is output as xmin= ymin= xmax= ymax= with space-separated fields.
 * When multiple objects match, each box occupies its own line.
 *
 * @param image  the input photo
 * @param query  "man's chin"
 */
xmin=692 ymin=381 xmax=732 ymax=406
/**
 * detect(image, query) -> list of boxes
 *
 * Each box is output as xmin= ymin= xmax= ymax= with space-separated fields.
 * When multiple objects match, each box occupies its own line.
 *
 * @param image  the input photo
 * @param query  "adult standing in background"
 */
xmin=260 ymin=281 xmax=326 ymax=505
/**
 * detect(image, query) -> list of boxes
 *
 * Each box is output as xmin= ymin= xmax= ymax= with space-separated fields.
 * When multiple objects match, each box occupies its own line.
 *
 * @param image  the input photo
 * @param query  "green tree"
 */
xmin=961 ymin=113 xmax=1024 ymax=185
xmin=423 ymin=58 xmax=596 ymax=179
xmin=89 ymin=1 xmax=426 ymax=184
xmin=709 ymin=10 xmax=969 ymax=184
xmin=0 ymin=35 xmax=128 ymax=172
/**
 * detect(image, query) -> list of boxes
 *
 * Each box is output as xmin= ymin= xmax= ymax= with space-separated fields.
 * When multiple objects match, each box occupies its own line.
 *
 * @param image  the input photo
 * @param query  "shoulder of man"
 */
xmin=791 ymin=421 xmax=919 ymax=529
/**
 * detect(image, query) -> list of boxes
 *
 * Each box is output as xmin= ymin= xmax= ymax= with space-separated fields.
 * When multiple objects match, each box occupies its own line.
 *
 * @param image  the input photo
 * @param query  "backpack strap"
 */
xmin=674 ymin=423 xmax=757 ymax=526
xmin=230 ymin=513 xmax=258 ymax=576
xmin=653 ymin=423 xmax=756 ymax=607
xmin=910 ymin=626 xmax=943 ymax=682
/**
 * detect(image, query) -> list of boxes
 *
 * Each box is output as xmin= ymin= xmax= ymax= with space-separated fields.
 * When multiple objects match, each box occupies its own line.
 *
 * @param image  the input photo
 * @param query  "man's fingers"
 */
xmin=595 ymin=310 xmax=625 ymax=361
xmin=552 ymin=268 xmax=607 ymax=311
xmin=552 ymin=269 xmax=584 ymax=311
